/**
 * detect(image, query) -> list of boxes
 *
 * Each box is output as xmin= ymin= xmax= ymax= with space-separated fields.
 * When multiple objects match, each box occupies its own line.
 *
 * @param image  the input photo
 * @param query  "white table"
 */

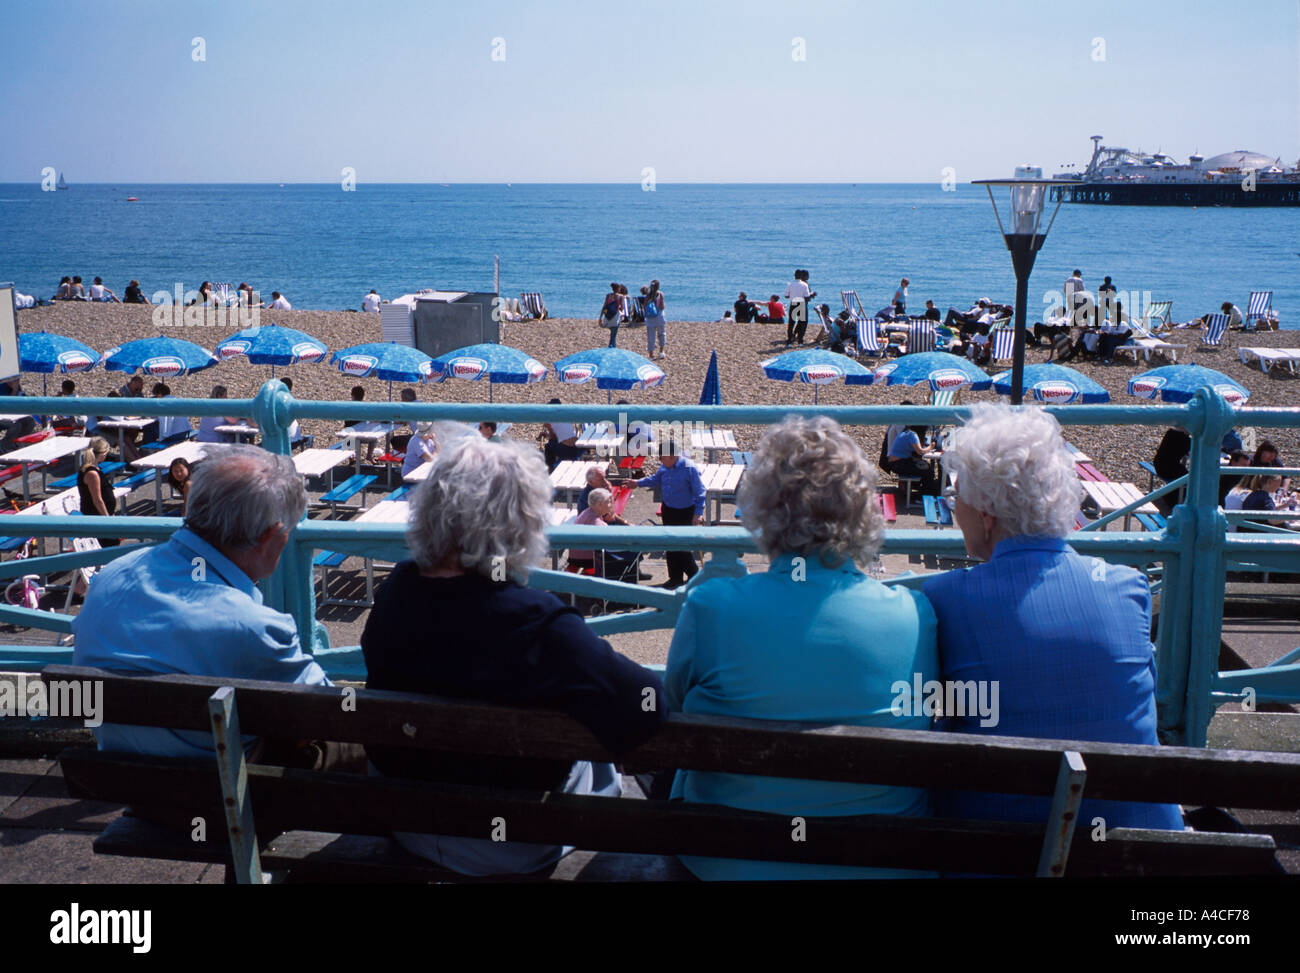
xmin=355 ymin=500 xmax=411 ymax=525
xmin=130 ymin=441 xmax=210 ymax=514
xmin=698 ymin=463 xmax=745 ymax=525
xmin=550 ymin=460 xmax=607 ymax=503
xmin=0 ymin=436 xmax=91 ymax=502
xmin=335 ymin=422 xmax=394 ymax=474
xmin=1081 ymin=481 xmax=1159 ymax=531
xmin=690 ymin=428 xmax=739 ymax=462
xmin=215 ymin=423 xmax=259 ymax=444
xmin=8 ymin=485 xmax=131 ymax=555
xmin=575 ymin=425 xmax=626 ymax=455
xmin=295 ymin=447 xmax=356 ymax=482
xmin=93 ymin=417 xmax=155 ymax=457
xmin=402 ymin=461 xmax=434 ymax=484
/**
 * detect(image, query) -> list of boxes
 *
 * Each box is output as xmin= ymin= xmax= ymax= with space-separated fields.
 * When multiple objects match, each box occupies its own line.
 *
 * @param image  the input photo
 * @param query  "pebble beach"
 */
xmin=18 ymin=302 xmax=1300 ymax=483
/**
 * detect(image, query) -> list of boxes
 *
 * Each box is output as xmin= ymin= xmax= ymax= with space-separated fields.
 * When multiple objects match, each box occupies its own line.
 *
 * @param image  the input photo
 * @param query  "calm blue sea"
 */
xmin=0 ymin=183 xmax=1295 ymax=326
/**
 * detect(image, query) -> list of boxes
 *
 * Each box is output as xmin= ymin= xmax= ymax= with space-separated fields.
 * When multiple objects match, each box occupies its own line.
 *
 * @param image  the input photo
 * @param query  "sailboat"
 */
xmin=56 ymin=172 xmax=68 ymax=190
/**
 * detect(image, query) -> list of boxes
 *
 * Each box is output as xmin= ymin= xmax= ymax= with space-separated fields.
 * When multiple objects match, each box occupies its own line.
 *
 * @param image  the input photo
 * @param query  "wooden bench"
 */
xmin=50 ymin=665 xmax=1298 ymax=883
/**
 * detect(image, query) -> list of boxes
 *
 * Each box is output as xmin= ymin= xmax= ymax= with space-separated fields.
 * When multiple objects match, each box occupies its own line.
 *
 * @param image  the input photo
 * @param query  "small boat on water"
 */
xmin=126 ymin=196 xmax=138 ymax=201
xmin=56 ymin=172 xmax=68 ymax=190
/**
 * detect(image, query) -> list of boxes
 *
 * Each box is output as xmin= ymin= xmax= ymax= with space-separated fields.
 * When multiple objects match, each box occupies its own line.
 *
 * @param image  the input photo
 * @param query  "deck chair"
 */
xmin=855 ymin=316 xmax=883 ymax=357
xmin=904 ymin=321 xmax=937 ymax=354
xmin=212 ymin=283 xmax=234 ymax=306
xmin=56 ymin=535 xmax=101 ymax=644
xmin=1116 ymin=318 xmax=1187 ymax=363
xmin=520 ymin=292 xmax=548 ymax=319
xmin=989 ymin=326 xmax=1016 ymax=365
xmin=617 ymin=294 xmax=634 ymax=323
xmin=841 ymin=290 xmax=868 ymax=322
xmin=1143 ymin=301 xmax=1174 ymax=332
xmin=1246 ymin=291 xmax=1273 ymax=329
xmin=1199 ymin=313 xmax=1229 ymax=349
xmin=811 ymin=306 xmax=834 ymax=344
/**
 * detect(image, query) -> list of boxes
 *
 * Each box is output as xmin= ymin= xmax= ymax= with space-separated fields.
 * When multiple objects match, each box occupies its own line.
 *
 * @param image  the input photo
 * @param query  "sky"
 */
xmin=1 ymin=0 xmax=1297 ymax=183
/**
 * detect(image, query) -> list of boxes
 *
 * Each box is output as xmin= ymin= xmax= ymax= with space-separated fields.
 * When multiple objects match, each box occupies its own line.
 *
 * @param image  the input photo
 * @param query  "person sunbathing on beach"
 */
xmin=267 ymin=291 xmax=292 ymax=310
xmin=70 ymin=276 xmax=87 ymax=300
xmin=89 ymin=277 xmax=120 ymax=303
xmin=53 ymin=277 xmax=72 ymax=300
xmin=123 ymin=280 xmax=150 ymax=304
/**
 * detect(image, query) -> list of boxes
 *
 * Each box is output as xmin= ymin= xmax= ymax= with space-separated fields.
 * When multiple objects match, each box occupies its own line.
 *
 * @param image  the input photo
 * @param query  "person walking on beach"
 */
xmin=892 ymin=278 xmax=909 ymax=316
xmin=600 ymin=283 xmax=622 ymax=348
xmin=645 ymin=280 xmax=666 ymax=359
xmin=1098 ymin=276 xmax=1117 ymax=324
xmin=784 ymin=269 xmax=814 ymax=346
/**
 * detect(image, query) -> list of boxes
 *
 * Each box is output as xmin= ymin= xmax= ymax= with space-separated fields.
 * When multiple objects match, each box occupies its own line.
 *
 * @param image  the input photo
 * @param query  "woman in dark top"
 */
xmin=361 ymin=434 xmax=666 ymax=876
xmin=77 ymin=437 xmax=119 ymax=546
xmin=166 ymin=458 xmax=192 ymax=513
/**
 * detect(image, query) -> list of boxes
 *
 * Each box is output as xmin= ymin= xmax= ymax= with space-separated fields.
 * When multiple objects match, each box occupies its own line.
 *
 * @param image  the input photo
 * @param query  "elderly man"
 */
xmin=71 ymin=448 xmax=356 ymax=771
xmin=632 ymin=440 xmax=706 ymax=588
xmin=118 ymin=375 xmax=145 ymax=398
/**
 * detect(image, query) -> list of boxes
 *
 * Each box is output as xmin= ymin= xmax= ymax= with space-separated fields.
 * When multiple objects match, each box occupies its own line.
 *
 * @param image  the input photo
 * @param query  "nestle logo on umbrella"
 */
xmin=56 ymin=350 xmax=94 ymax=370
xmin=636 ymin=364 xmax=665 ymax=383
xmin=451 ymin=357 xmax=487 ymax=378
xmin=873 ymin=363 xmax=898 ymax=381
xmin=525 ymin=359 xmax=546 ymax=379
xmin=140 ymin=356 xmax=184 ymax=375
xmin=219 ymin=340 xmax=250 ymax=359
xmin=292 ymin=342 xmax=325 ymax=362
xmin=1033 ymin=381 xmax=1079 ymax=404
xmin=562 ymin=364 xmax=597 ymax=382
xmin=1132 ymin=377 xmax=1165 ymax=397
xmin=802 ymin=366 xmax=841 ymax=382
xmin=343 ymin=356 xmax=377 ymax=374
xmin=1214 ymin=384 xmax=1245 ymax=406
xmin=931 ymin=369 xmax=968 ymax=390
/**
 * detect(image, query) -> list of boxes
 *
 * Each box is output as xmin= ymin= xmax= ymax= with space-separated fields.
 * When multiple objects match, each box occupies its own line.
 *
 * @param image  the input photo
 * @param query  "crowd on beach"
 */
xmin=23 ymin=277 xmax=390 ymax=314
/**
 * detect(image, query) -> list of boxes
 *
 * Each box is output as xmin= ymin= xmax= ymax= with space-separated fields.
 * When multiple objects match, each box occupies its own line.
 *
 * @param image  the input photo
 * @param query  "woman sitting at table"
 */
xmin=361 ymin=435 xmax=666 ymax=876
xmin=665 ymin=415 xmax=939 ymax=880
xmin=884 ymin=424 xmax=940 ymax=496
xmin=567 ymin=487 xmax=638 ymax=585
xmin=77 ymin=438 xmax=119 ymax=547
xmin=166 ymin=458 xmax=193 ymax=514
xmin=921 ymin=404 xmax=1183 ymax=832
xmin=401 ymin=423 xmax=438 ymax=478
xmin=195 ymin=386 xmax=243 ymax=444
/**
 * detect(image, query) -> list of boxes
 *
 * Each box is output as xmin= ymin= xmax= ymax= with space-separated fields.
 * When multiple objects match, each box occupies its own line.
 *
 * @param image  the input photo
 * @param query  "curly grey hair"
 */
xmin=739 ymin=415 xmax=884 ymax=568
xmin=184 ymin=446 xmax=307 ymax=550
xmin=406 ymin=435 xmax=552 ymax=580
xmin=941 ymin=403 xmax=1083 ymax=538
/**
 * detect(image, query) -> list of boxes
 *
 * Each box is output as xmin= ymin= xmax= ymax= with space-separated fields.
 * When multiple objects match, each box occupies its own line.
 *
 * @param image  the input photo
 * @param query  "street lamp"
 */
xmin=972 ymin=169 xmax=1080 ymax=405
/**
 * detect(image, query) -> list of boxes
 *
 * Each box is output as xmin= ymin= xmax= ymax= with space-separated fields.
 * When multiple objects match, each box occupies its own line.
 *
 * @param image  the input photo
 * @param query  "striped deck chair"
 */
xmin=989 ymin=326 xmax=1016 ymax=365
xmin=841 ymin=290 xmax=868 ymax=321
xmin=618 ymin=294 xmax=633 ymax=322
xmin=1143 ymin=300 xmax=1173 ymax=332
xmin=213 ymin=282 xmax=234 ymax=306
xmin=633 ymin=295 xmax=647 ymax=322
xmin=520 ymin=292 xmax=547 ymax=319
xmin=1199 ymin=313 xmax=1229 ymax=349
xmin=856 ymin=316 xmax=883 ymax=357
xmin=1247 ymin=291 xmax=1273 ymax=329
xmin=905 ymin=321 xmax=936 ymax=354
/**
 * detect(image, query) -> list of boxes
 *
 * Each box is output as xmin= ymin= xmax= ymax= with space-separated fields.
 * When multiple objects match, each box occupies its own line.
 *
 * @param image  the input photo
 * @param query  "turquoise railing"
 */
xmin=0 ymin=383 xmax=1296 ymax=747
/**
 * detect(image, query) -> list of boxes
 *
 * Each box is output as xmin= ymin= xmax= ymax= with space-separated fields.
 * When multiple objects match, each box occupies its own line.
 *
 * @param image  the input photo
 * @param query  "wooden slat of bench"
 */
xmin=45 ymin=667 xmax=1300 ymax=809
xmin=63 ymin=750 xmax=1277 ymax=876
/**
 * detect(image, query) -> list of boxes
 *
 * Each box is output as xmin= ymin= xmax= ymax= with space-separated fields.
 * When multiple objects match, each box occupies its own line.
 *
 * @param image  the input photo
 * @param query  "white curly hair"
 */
xmin=406 ymin=435 xmax=552 ymax=580
xmin=739 ymin=415 xmax=884 ymax=568
xmin=942 ymin=403 xmax=1083 ymax=538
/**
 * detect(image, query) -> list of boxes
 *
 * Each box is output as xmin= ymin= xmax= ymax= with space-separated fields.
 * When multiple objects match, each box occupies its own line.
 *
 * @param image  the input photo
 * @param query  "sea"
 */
xmin=0 ymin=182 xmax=1295 ymax=326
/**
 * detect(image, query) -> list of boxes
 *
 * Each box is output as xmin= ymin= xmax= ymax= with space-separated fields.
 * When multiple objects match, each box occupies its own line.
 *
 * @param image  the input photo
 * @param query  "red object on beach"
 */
xmin=126 ymin=196 xmax=139 ymax=201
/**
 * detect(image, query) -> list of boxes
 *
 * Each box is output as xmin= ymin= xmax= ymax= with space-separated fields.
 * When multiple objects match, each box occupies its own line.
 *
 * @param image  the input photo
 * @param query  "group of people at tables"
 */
xmin=70 ymin=402 xmax=1183 ymax=879
xmin=1154 ymin=428 xmax=1296 ymax=523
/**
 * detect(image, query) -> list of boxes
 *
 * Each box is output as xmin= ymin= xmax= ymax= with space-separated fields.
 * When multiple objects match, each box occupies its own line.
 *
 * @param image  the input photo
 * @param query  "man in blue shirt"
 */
xmin=633 ymin=442 xmax=706 ymax=588
xmin=72 ymin=448 xmax=343 ymax=767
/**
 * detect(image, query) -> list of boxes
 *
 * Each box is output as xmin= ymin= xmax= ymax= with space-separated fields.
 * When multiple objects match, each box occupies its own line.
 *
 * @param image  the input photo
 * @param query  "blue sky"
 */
xmin=2 ymin=0 xmax=1296 ymax=183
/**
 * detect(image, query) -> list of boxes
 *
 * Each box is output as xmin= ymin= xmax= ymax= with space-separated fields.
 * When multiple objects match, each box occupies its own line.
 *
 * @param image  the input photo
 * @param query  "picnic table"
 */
xmin=402 ymin=460 xmax=433 ymax=484
xmin=575 ymin=425 xmax=625 ymax=455
xmin=5 ymin=485 xmax=132 ymax=555
xmin=93 ymin=417 xmax=154 ymax=457
xmin=550 ymin=460 xmax=607 ymax=503
xmin=294 ymin=447 xmax=355 ymax=483
xmin=1080 ymin=481 xmax=1159 ymax=530
xmin=691 ymin=428 xmax=739 ymax=462
xmin=214 ymin=423 xmax=259 ymax=444
xmin=0 ymin=435 xmax=90 ymax=503
xmin=698 ymin=462 xmax=745 ymax=524
xmin=334 ymin=422 xmax=394 ymax=475
xmin=129 ymin=440 xmax=210 ymax=515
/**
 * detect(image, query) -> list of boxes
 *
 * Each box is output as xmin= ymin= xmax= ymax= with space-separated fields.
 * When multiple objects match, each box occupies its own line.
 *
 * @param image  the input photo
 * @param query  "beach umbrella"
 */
xmin=101 ymin=336 xmax=219 ymax=378
xmin=759 ymin=349 xmax=874 ymax=404
xmin=553 ymin=348 xmax=666 ymax=403
xmin=1127 ymin=364 xmax=1249 ymax=406
xmin=331 ymin=342 xmax=435 ymax=399
xmin=18 ymin=332 xmax=99 ymax=394
xmin=426 ymin=343 xmax=547 ymax=402
xmin=699 ymin=350 xmax=721 ymax=406
xmin=215 ymin=322 xmax=328 ymax=376
xmin=871 ymin=352 xmax=992 ymax=393
xmin=991 ymin=363 xmax=1110 ymax=404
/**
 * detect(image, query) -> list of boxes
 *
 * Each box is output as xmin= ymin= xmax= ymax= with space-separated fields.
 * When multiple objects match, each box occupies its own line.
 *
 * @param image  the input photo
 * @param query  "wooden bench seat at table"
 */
xmin=51 ymin=665 xmax=1298 ymax=883
xmin=1080 ymin=480 xmax=1160 ymax=530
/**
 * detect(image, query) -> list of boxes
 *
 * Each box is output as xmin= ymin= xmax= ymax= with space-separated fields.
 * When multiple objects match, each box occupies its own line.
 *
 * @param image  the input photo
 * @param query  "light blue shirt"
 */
xmin=71 ymin=527 xmax=329 ymax=757
xmin=666 ymin=553 xmax=939 ymax=880
xmin=637 ymin=456 xmax=706 ymax=516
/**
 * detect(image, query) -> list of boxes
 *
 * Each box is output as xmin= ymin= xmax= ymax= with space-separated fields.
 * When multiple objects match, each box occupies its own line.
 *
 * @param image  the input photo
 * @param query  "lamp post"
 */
xmin=972 ymin=171 xmax=1080 ymax=405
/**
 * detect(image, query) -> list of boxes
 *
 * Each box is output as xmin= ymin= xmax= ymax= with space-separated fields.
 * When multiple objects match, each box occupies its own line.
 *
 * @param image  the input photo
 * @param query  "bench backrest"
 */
xmin=50 ymin=665 xmax=1297 ymax=876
